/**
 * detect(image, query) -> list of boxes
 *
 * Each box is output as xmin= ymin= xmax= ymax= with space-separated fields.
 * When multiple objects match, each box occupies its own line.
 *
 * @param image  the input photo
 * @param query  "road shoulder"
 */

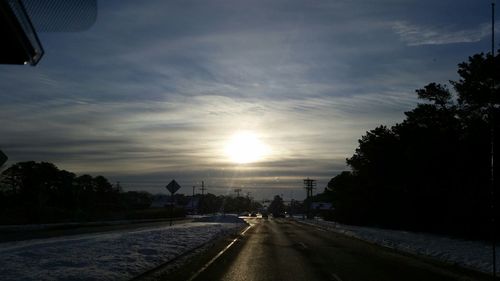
xmin=132 ymin=223 xmax=249 ymax=281
xmin=291 ymin=218 xmax=494 ymax=280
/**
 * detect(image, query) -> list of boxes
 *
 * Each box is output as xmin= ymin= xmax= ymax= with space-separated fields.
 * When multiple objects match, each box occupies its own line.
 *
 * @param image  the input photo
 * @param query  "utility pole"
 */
xmin=234 ymin=188 xmax=242 ymax=197
xmin=303 ymin=177 xmax=316 ymax=219
xmin=490 ymin=2 xmax=497 ymax=279
xmin=192 ymin=186 xmax=196 ymax=197
xmin=303 ymin=177 xmax=316 ymax=198
xmin=199 ymin=181 xmax=206 ymax=215
xmin=200 ymin=181 xmax=206 ymax=196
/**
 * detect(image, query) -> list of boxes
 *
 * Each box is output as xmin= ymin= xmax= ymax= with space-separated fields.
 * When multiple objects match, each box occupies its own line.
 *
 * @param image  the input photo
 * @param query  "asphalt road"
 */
xmin=190 ymin=218 xmax=491 ymax=281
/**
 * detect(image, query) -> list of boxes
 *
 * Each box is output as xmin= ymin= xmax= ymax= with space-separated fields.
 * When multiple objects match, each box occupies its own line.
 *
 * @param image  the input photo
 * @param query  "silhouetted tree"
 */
xmin=198 ymin=193 xmax=221 ymax=213
xmin=324 ymin=51 xmax=499 ymax=238
xmin=268 ymin=195 xmax=285 ymax=216
xmin=0 ymin=161 xmax=70 ymax=222
xmin=0 ymin=161 xmax=148 ymax=224
xmin=120 ymin=191 xmax=153 ymax=209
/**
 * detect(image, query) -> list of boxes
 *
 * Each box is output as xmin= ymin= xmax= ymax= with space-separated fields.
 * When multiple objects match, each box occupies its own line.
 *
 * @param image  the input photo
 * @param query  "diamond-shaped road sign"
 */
xmin=165 ymin=180 xmax=181 ymax=194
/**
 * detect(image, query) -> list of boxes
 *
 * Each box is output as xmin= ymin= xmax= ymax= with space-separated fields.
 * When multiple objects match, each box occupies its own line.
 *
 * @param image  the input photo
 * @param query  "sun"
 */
xmin=224 ymin=131 xmax=270 ymax=164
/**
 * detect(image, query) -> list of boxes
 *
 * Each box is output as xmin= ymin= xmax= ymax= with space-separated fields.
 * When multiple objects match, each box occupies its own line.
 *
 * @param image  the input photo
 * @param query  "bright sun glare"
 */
xmin=224 ymin=131 xmax=270 ymax=164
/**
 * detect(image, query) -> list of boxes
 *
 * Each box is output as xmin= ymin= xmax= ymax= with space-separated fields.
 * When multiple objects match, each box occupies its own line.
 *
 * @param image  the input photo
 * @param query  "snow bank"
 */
xmin=0 ymin=217 xmax=245 ymax=281
xmin=297 ymin=219 xmax=499 ymax=274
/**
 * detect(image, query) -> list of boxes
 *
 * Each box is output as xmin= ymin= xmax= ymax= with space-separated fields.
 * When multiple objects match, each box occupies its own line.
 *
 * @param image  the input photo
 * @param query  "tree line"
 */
xmin=190 ymin=192 xmax=260 ymax=214
xmin=317 ymin=51 xmax=499 ymax=239
xmin=0 ymin=161 xmax=264 ymax=224
xmin=0 ymin=161 xmax=156 ymax=224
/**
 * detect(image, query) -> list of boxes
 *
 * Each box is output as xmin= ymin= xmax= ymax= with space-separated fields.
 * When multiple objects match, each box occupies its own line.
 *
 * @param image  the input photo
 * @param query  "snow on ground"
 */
xmin=296 ymin=218 xmax=499 ymax=274
xmin=0 ymin=216 xmax=245 ymax=281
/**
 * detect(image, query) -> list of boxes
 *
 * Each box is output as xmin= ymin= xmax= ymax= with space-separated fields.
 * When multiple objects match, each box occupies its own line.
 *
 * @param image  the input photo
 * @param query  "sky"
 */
xmin=0 ymin=0 xmax=498 ymax=200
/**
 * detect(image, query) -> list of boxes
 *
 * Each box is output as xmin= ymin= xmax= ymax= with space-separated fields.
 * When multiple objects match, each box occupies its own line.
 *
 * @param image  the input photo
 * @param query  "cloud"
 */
xmin=0 ymin=90 xmax=411 ymax=181
xmin=1 ymin=0 xmax=491 ymax=199
xmin=392 ymin=21 xmax=497 ymax=46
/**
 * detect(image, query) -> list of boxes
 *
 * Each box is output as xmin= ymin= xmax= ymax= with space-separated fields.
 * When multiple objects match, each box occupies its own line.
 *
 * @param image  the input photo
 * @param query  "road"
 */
xmin=188 ymin=217 xmax=491 ymax=281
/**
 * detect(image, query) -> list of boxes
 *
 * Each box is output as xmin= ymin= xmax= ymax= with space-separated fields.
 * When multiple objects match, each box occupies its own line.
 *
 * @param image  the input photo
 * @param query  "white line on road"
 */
xmin=187 ymin=224 xmax=252 ymax=281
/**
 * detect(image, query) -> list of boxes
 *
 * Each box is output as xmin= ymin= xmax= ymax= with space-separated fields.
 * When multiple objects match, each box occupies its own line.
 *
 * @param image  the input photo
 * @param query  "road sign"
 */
xmin=0 ymin=150 xmax=7 ymax=167
xmin=166 ymin=180 xmax=181 ymax=194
